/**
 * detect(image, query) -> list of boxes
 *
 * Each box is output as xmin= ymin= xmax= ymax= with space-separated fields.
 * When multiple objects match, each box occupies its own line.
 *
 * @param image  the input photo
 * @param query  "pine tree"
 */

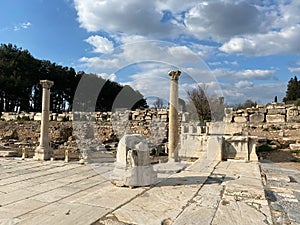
xmin=283 ymin=76 xmax=300 ymax=102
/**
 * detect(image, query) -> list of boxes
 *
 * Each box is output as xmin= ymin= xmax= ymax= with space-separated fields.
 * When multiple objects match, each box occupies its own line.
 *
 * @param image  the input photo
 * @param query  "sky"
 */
xmin=1 ymin=0 xmax=300 ymax=105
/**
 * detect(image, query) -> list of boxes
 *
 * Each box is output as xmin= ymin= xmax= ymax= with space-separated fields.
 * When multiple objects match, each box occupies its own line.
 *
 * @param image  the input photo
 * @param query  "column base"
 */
xmin=167 ymin=157 xmax=180 ymax=163
xmin=34 ymin=145 xmax=52 ymax=160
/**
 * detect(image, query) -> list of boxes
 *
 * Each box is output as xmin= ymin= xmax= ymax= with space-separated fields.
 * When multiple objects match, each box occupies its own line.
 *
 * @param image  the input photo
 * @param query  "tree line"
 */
xmin=0 ymin=43 xmax=147 ymax=113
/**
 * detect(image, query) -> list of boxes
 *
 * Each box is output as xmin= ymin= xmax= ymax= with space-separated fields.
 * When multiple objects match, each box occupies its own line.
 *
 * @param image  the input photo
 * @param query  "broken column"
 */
xmin=34 ymin=80 xmax=54 ymax=160
xmin=110 ymin=134 xmax=157 ymax=187
xmin=168 ymin=70 xmax=181 ymax=162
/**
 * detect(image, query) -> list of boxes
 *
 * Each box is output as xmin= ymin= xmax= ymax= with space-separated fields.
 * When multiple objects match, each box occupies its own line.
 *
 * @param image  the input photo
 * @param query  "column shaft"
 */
xmin=34 ymin=80 xmax=54 ymax=160
xmin=168 ymin=70 xmax=181 ymax=162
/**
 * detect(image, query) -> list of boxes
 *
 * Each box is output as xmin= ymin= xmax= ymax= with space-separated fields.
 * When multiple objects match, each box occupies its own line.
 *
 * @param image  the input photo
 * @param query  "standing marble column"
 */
xmin=168 ymin=70 xmax=181 ymax=162
xmin=34 ymin=80 xmax=54 ymax=160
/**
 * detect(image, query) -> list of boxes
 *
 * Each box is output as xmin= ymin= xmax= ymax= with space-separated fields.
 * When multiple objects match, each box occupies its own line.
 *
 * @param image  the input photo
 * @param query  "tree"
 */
xmin=153 ymin=97 xmax=164 ymax=109
xmin=283 ymin=76 xmax=300 ymax=102
xmin=0 ymin=43 xmax=147 ymax=113
xmin=230 ymin=99 xmax=256 ymax=110
xmin=187 ymin=85 xmax=211 ymax=121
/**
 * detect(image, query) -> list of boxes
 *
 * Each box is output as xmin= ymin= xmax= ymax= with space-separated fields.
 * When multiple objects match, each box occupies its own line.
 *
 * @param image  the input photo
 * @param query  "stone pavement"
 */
xmin=0 ymin=156 xmax=274 ymax=225
xmin=261 ymin=160 xmax=300 ymax=225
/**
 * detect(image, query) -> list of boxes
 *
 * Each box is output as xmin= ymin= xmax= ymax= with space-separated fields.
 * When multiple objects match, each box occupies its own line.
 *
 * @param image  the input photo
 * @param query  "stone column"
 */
xmin=168 ymin=70 xmax=181 ymax=162
xmin=34 ymin=80 xmax=54 ymax=160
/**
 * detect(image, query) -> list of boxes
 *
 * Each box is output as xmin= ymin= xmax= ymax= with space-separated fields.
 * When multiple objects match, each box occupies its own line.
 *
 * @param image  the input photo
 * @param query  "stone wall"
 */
xmin=0 ymin=108 xmax=170 ymax=122
xmin=225 ymin=103 xmax=300 ymax=123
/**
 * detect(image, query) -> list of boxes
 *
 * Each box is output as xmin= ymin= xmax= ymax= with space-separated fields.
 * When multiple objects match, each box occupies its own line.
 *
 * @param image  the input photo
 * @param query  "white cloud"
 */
xmin=78 ymin=41 xmax=214 ymax=77
xmin=73 ymin=0 xmax=300 ymax=58
xmin=71 ymin=0 xmax=297 ymax=105
xmin=73 ymin=0 xmax=180 ymax=37
xmin=288 ymin=67 xmax=300 ymax=74
xmin=270 ymin=0 xmax=300 ymax=30
xmin=79 ymin=57 xmax=120 ymax=72
xmin=234 ymin=80 xmax=253 ymax=89
xmin=220 ymin=25 xmax=300 ymax=56
xmin=85 ymin=35 xmax=114 ymax=53
xmin=221 ymin=81 xmax=286 ymax=104
xmin=13 ymin=22 xmax=32 ymax=31
xmin=98 ymin=73 xmax=117 ymax=81
xmin=196 ymin=68 xmax=276 ymax=81
xmin=185 ymin=1 xmax=263 ymax=40
xmin=233 ymin=69 xmax=276 ymax=80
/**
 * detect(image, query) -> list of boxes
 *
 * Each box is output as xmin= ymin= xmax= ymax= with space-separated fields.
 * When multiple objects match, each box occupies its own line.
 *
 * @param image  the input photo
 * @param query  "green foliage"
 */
xmin=16 ymin=116 xmax=30 ymax=121
xmin=0 ymin=43 xmax=147 ymax=113
xmin=283 ymin=76 xmax=300 ymax=102
xmin=292 ymin=150 xmax=300 ymax=154
xmin=296 ymin=98 xmax=300 ymax=106
xmin=60 ymin=117 xmax=68 ymax=122
xmin=256 ymin=144 xmax=274 ymax=152
xmin=291 ymin=158 xmax=300 ymax=162
xmin=270 ymin=125 xmax=281 ymax=130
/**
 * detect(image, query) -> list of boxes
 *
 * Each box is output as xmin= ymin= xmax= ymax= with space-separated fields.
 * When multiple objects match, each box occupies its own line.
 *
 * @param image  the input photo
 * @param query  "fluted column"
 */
xmin=168 ymin=70 xmax=181 ymax=162
xmin=34 ymin=80 xmax=54 ymax=160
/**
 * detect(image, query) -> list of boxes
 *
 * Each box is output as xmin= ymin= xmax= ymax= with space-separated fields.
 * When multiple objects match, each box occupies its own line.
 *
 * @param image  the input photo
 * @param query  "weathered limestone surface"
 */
xmin=266 ymin=114 xmax=286 ymax=123
xmin=207 ymin=122 xmax=243 ymax=135
xmin=223 ymin=136 xmax=257 ymax=161
xmin=0 ymin=158 xmax=277 ymax=225
xmin=211 ymin=162 xmax=272 ymax=225
xmin=234 ymin=116 xmax=248 ymax=123
xmin=34 ymin=80 xmax=54 ymax=160
xmin=290 ymin=143 xmax=300 ymax=150
xmin=206 ymin=136 xmax=223 ymax=161
xmin=110 ymin=134 xmax=157 ymax=187
xmin=249 ymin=112 xmax=265 ymax=123
xmin=261 ymin=161 xmax=300 ymax=224
xmin=179 ymin=123 xmax=207 ymax=158
xmin=168 ymin=70 xmax=181 ymax=162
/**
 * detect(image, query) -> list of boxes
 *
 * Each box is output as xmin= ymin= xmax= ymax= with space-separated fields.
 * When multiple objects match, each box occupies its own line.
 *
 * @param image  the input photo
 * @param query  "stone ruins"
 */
xmin=1 ymin=102 xmax=300 ymax=161
xmin=168 ymin=70 xmax=181 ymax=162
xmin=33 ymin=80 xmax=54 ymax=160
xmin=110 ymin=134 xmax=157 ymax=187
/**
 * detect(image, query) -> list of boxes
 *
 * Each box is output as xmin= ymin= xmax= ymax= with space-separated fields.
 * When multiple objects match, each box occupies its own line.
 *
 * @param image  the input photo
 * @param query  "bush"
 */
xmin=17 ymin=116 xmax=30 ymax=121
xmin=257 ymin=144 xmax=274 ymax=152
xmin=270 ymin=125 xmax=281 ymax=130
xmin=61 ymin=117 xmax=69 ymax=122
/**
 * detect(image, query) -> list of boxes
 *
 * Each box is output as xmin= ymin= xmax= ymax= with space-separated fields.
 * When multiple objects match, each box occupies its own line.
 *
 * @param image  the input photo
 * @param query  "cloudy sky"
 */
xmin=1 ymin=0 xmax=300 ymax=105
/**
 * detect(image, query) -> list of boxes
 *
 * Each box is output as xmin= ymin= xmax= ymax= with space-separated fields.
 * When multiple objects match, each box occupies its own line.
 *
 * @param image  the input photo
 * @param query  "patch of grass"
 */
xmin=291 ymin=158 xmax=300 ymax=163
xmin=262 ymin=127 xmax=269 ymax=131
xmin=292 ymin=150 xmax=300 ymax=154
xmin=257 ymin=144 xmax=274 ymax=152
xmin=60 ymin=117 xmax=69 ymax=122
xmin=16 ymin=116 xmax=31 ymax=121
xmin=270 ymin=125 xmax=281 ymax=130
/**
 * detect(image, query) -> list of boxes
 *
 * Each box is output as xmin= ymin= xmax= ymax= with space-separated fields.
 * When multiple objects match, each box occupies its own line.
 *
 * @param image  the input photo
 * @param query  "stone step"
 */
xmin=0 ymin=150 xmax=18 ymax=157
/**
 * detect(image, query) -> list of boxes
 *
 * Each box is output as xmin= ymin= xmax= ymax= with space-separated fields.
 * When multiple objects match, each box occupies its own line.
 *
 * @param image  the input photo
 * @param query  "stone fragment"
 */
xmin=266 ymin=114 xmax=285 ymax=123
xmin=110 ymin=134 xmax=157 ymax=187
xmin=234 ymin=116 xmax=247 ymax=123
xmin=290 ymin=144 xmax=300 ymax=150
xmin=249 ymin=112 xmax=265 ymax=123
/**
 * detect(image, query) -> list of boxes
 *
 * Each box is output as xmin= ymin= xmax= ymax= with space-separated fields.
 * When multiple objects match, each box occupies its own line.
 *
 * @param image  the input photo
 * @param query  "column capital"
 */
xmin=168 ymin=70 xmax=181 ymax=81
xmin=40 ymin=80 xmax=54 ymax=89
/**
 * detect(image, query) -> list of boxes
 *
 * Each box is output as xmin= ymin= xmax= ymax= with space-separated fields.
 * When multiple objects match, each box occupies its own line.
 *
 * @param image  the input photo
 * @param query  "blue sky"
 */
xmin=1 ymin=0 xmax=300 ymax=105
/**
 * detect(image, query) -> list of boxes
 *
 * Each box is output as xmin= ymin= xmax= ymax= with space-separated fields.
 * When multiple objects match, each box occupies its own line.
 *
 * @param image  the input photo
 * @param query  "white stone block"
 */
xmin=111 ymin=134 xmax=157 ymax=187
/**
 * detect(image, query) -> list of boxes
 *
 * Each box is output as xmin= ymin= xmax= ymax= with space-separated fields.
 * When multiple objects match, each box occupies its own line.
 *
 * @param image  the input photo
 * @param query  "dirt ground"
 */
xmin=248 ymin=125 xmax=300 ymax=171
xmin=259 ymin=148 xmax=300 ymax=171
